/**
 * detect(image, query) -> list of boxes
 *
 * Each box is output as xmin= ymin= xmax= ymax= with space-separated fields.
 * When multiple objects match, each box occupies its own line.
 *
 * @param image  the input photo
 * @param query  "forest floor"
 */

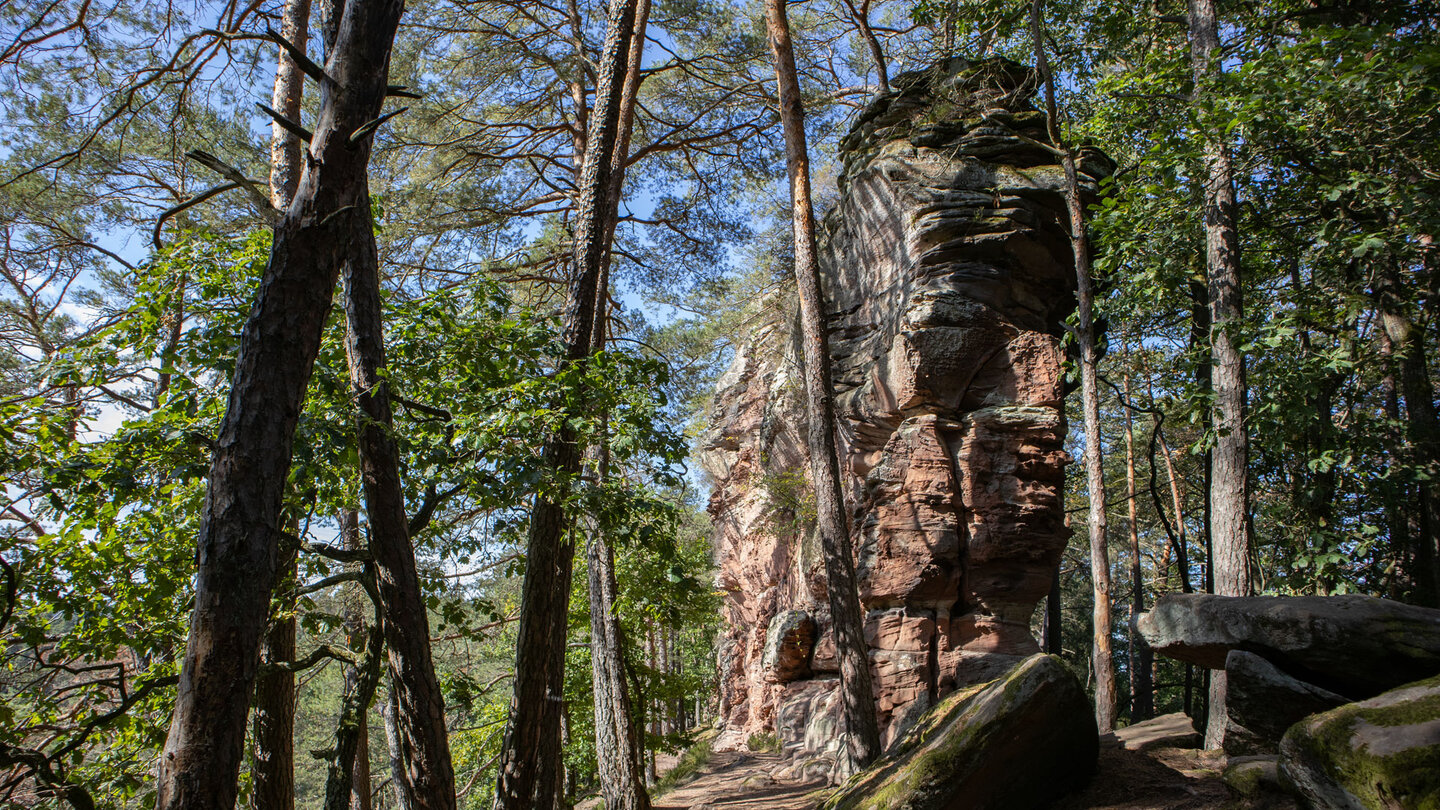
xmin=642 ymin=740 xmax=1298 ymax=810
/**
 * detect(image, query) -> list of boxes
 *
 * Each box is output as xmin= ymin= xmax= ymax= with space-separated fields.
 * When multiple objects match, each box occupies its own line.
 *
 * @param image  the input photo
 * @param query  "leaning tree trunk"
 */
xmin=249 ymin=0 xmax=313 ymax=802
xmin=156 ymin=1 xmax=406 ymax=807
xmin=584 ymin=3 xmax=653 ymax=803
xmin=492 ymin=1 xmax=640 ymax=807
xmin=763 ymin=0 xmax=882 ymax=770
xmin=1031 ymin=0 xmax=1116 ymax=733
xmin=342 ymin=161 xmax=457 ymax=810
xmin=1188 ymin=0 xmax=1252 ymax=750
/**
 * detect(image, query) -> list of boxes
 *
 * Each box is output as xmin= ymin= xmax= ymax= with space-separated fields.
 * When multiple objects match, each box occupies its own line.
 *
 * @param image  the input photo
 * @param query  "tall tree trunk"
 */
xmin=249 ymin=3 xmax=314 ymax=801
xmin=492 ymin=2 xmax=640 ymax=807
xmin=157 ymin=2 xmax=406 ymax=807
xmin=1122 ymin=371 xmax=1154 ymax=722
xmin=251 ymin=539 xmax=297 ymax=810
xmin=585 ymin=13 xmax=653 ymax=785
xmin=268 ymin=0 xmax=312 ymax=209
xmin=1376 ymin=266 xmax=1440 ymax=607
xmin=1188 ymin=0 xmax=1252 ymax=750
xmin=1032 ymin=0 xmax=1115 ymax=733
xmin=763 ymin=0 xmax=882 ymax=770
xmin=586 ymin=524 xmax=650 ymax=810
xmin=337 ymin=509 xmax=375 ymax=810
xmin=342 ymin=161 xmax=457 ymax=810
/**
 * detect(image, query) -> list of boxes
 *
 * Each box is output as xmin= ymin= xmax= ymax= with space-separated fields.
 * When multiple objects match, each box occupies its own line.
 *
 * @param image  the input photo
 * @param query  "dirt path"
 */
xmin=651 ymin=751 xmax=827 ymax=810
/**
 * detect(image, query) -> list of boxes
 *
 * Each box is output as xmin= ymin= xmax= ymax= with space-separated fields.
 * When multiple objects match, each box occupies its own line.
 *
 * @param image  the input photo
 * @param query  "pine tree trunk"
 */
xmin=586 ymin=34 xmax=654 ymax=787
xmin=763 ymin=0 xmax=882 ymax=770
xmin=492 ymin=2 xmax=640 ymax=807
xmin=342 ymin=162 xmax=457 ymax=809
xmin=1376 ymin=267 xmax=1440 ymax=607
xmin=1032 ymin=0 xmax=1115 ymax=733
xmin=1122 ymin=372 xmax=1154 ymax=722
xmin=338 ymin=509 xmax=375 ymax=810
xmin=251 ymin=540 xmax=297 ymax=810
xmin=1188 ymin=0 xmax=1252 ymax=750
xmin=586 ymin=525 xmax=651 ymax=810
xmin=249 ymin=3 xmax=313 ymax=800
xmin=268 ymin=0 xmax=311 ymax=209
xmin=157 ymin=2 xmax=406 ymax=807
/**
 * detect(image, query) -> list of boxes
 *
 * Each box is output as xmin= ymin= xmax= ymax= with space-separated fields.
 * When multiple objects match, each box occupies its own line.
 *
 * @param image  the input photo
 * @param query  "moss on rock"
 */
xmin=1279 ymin=673 xmax=1440 ymax=810
xmin=821 ymin=654 xmax=1096 ymax=810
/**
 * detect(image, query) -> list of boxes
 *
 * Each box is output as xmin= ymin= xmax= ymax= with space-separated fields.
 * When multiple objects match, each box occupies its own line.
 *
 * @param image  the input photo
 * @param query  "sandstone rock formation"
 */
xmin=703 ymin=57 xmax=1109 ymax=757
xmin=1137 ymin=593 xmax=1440 ymax=698
xmin=1279 ymin=674 xmax=1440 ymax=810
xmin=1224 ymin=650 xmax=1348 ymax=756
xmin=820 ymin=654 xmax=1097 ymax=810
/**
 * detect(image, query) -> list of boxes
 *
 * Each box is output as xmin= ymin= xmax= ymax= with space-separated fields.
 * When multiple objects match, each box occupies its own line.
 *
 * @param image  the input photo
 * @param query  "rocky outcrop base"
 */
xmin=821 ymin=655 xmax=1096 ymax=810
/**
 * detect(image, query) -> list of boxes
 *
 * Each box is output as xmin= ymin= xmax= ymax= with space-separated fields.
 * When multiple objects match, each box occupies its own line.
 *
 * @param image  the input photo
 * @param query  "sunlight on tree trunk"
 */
xmin=763 ymin=0 xmax=881 ymax=770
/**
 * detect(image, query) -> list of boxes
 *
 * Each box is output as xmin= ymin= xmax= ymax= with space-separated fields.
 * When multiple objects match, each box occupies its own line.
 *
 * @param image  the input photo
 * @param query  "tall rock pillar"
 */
xmin=703 ymin=57 xmax=1112 ymax=756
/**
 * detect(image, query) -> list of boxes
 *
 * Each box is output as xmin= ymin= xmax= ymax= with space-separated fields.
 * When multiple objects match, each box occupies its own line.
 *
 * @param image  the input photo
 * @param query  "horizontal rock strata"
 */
xmin=703 ymin=57 xmax=1108 ymax=760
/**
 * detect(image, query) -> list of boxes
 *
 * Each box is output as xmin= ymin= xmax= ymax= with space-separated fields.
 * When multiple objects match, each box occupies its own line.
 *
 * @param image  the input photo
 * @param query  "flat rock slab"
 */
xmin=1109 ymin=712 xmax=1201 ymax=752
xmin=1137 ymin=593 xmax=1440 ymax=698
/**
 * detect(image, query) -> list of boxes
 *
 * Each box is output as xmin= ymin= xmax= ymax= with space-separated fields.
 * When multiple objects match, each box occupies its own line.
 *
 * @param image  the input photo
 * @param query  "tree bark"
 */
xmin=585 ymin=11 xmax=653 ymax=784
xmin=342 ymin=162 xmax=457 ymax=810
xmin=1188 ymin=0 xmax=1252 ymax=750
xmin=250 ymin=540 xmax=297 ymax=810
xmin=249 ymin=3 xmax=313 ymax=800
xmin=338 ymin=509 xmax=375 ymax=810
xmin=1376 ymin=267 xmax=1440 ymax=607
xmin=269 ymin=0 xmax=312 ymax=209
xmin=763 ymin=0 xmax=881 ymax=770
xmin=492 ymin=2 xmax=639 ymax=807
xmin=1122 ymin=371 xmax=1154 ymax=722
xmin=156 ymin=2 xmax=406 ymax=807
xmin=1032 ymin=0 xmax=1115 ymax=733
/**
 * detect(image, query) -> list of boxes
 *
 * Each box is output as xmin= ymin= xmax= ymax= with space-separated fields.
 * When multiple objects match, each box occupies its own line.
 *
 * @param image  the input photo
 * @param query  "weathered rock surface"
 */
xmin=703 ymin=56 xmax=1103 ymax=757
xmin=1223 ymin=755 xmax=1287 ymax=798
xmin=763 ymin=610 xmax=818 ymax=683
xmin=1225 ymin=650 xmax=1349 ymax=756
xmin=1109 ymin=712 xmax=1202 ymax=752
xmin=1279 ymin=674 xmax=1440 ymax=810
xmin=1137 ymin=593 xmax=1440 ymax=698
xmin=820 ymin=654 xmax=1097 ymax=810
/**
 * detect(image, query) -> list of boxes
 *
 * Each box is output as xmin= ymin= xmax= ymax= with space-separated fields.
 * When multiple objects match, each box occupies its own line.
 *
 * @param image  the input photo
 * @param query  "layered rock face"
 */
xmin=703 ymin=58 xmax=1110 ymax=755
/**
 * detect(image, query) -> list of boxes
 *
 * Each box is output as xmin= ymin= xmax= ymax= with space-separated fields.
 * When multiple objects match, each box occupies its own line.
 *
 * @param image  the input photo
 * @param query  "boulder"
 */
xmin=1110 ymin=712 xmax=1202 ymax=752
xmin=763 ymin=610 xmax=817 ymax=683
xmin=822 ymin=654 xmax=1097 ymax=810
xmin=1279 ymin=674 xmax=1440 ymax=810
xmin=1137 ymin=593 xmax=1440 ymax=698
xmin=1223 ymin=756 xmax=1287 ymax=798
xmin=1225 ymin=650 xmax=1349 ymax=755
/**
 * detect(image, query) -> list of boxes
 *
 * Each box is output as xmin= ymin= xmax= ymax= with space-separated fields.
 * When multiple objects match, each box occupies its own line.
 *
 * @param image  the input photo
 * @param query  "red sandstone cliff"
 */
xmin=701 ymin=58 xmax=1112 ymax=771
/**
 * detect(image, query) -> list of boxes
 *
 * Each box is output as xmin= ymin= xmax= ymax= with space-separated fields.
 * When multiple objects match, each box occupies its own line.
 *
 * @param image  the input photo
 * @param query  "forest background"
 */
xmin=0 ymin=0 xmax=1436 ymax=807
